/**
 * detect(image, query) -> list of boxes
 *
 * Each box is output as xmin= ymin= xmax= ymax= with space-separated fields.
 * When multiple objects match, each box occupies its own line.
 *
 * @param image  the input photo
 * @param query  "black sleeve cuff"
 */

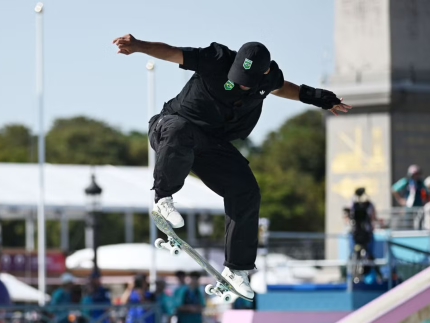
xmin=274 ymin=69 xmax=284 ymax=90
xmin=268 ymin=61 xmax=284 ymax=91
xmin=178 ymin=47 xmax=199 ymax=71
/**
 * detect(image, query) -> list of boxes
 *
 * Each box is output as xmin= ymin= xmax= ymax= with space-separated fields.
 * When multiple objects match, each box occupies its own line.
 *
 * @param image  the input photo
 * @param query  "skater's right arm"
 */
xmin=113 ymin=34 xmax=183 ymax=64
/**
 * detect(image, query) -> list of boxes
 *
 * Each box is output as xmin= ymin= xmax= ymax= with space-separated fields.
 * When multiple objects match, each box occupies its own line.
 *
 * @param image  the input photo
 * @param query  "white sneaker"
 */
xmin=153 ymin=197 xmax=184 ymax=228
xmin=222 ymin=267 xmax=254 ymax=299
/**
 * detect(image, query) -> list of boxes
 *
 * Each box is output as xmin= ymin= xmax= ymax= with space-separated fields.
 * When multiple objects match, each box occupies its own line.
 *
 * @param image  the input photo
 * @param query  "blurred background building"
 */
xmin=325 ymin=0 xmax=430 ymax=259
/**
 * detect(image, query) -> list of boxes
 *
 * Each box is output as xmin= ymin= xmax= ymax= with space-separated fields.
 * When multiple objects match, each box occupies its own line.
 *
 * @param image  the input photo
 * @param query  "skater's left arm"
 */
xmin=271 ymin=81 xmax=352 ymax=116
xmin=271 ymin=81 xmax=300 ymax=100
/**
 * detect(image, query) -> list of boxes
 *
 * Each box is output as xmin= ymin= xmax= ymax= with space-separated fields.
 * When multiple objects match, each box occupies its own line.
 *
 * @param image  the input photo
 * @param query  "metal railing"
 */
xmin=378 ymin=207 xmax=426 ymax=230
xmin=0 ymin=304 xmax=161 ymax=323
xmin=266 ymin=232 xmax=343 ymax=260
xmin=262 ymin=231 xmax=430 ymax=291
xmin=387 ymin=240 xmax=430 ymax=286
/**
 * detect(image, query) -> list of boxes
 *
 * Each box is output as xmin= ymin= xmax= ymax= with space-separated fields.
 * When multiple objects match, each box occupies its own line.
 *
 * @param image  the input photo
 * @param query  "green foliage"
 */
xmin=126 ymin=131 xmax=149 ymax=166
xmin=249 ymin=110 xmax=326 ymax=232
xmin=0 ymin=125 xmax=34 ymax=162
xmin=97 ymin=213 xmax=125 ymax=246
xmin=231 ymin=138 xmax=257 ymax=158
xmin=69 ymin=220 xmax=86 ymax=251
xmin=1 ymin=220 xmax=25 ymax=247
xmin=0 ymin=117 xmax=149 ymax=166
xmin=46 ymin=117 xmax=129 ymax=165
xmin=252 ymin=110 xmax=325 ymax=181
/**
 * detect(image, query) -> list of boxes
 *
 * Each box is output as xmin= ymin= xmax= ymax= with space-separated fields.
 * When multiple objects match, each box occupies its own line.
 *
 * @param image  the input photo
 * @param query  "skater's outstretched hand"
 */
xmin=328 ymin=97 xmax=352 ymax=116
xmin=112 ymin=34 xmax=183 ymax=64
xmin=113 ymin=34 xmax=140 ymax=55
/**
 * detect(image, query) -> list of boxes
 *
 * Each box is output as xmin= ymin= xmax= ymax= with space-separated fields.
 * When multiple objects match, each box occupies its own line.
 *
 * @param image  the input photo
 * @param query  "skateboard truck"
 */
xmin=205 ymin=282 xmax=233 ymax=302
xmin=154 ymin=237 xmax=181 ymax=256
xmin=155 ymin=237 xmax=234 ymax=302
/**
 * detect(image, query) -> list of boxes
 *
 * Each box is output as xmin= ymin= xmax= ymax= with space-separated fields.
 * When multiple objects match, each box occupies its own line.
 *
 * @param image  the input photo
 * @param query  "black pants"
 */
xmin=148 ymin=113 xmax=260 ymax=270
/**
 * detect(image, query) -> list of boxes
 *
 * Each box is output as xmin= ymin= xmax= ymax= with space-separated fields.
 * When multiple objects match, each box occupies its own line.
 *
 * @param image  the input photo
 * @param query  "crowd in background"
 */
xmin=48 ymin=270 xmax=207 ymax=323
xmin=0 ymin=270 xmax=209 ymax=323
xmin=0 ymin=266 xmax=256 ymax=322
xmin=392 ymin=164 xmax=430 ymax=210
xmin=344 ymin=164 xmax=430 ymax=235
xmin=342 ymin=164 xmax=430 ymax=284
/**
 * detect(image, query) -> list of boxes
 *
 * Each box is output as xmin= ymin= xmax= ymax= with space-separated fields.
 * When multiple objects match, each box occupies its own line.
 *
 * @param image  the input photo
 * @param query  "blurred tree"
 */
xmin=69 ymin=220 xmax=86 ymax=251
xmin=252 ymin=109 xmax=325 ymax=181
xmin=98 ymin=213 xmax=125 ymax=246
xmin=45 ymin=116 xmax=149 ymax=166
xmin=249 ymin=109 xmax=326 ymax=232
xmin=126 ymin=131 xmax=149 ymax=166
xmin=46 ymin=116 xmax=129 ymax=165
xmin=0 ymin=124 xmax=33 ymax=162
xmin=0 ymin=220 xmax=25 ymax=247
xmin=231 ymin=138 xmax=258 ymax=158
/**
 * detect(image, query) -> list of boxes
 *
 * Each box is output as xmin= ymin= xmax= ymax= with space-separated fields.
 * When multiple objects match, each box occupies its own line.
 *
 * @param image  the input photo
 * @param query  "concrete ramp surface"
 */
xmin=337 ymin=266 xmax=430 ymax=323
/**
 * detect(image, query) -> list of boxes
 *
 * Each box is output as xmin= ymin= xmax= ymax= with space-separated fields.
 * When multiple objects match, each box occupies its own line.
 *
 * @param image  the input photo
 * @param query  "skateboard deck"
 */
xmin=151 ymin=210 xmax=253 ymax=302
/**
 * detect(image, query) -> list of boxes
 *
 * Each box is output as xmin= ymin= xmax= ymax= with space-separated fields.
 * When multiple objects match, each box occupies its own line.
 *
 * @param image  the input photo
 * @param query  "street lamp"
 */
xmin=85 ymin=171 xmax=102 ymax=272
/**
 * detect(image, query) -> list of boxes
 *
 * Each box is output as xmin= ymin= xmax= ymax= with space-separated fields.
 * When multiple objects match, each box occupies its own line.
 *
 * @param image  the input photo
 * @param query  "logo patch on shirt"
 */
xmin=260 ymin=90 xmax=265 ymax=95
xmin=243 ymin=58 xmax=253 ymax=70
xmin=224 ymin=80 xmax=235 ymax=90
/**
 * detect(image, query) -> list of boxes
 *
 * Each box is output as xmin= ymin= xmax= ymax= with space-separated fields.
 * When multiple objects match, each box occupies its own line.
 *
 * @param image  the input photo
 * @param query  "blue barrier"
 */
xmin=257 ymin=290 xmax=385 ymax=311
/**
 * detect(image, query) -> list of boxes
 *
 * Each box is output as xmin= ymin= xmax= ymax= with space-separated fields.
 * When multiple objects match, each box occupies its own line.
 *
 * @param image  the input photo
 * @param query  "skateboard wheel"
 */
xmin=154 ymin=238 xmax=165 ymax=249
xmin=222 ymin=292 xmax=232 ymax=302
xmin=205 ymin=284 xmax=215 ymax=295
xmin=170 ymin=247 xmax=180 ymax=256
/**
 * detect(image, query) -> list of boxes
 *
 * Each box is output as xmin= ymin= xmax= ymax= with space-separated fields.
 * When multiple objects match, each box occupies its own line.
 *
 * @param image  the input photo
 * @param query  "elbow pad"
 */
xmin=299 ymin=84 xmax=341 ymax=110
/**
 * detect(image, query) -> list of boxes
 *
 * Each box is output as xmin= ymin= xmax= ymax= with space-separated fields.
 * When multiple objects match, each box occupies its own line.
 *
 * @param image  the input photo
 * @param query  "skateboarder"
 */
xmin=113 ymin=34 xmax=352 ymax=299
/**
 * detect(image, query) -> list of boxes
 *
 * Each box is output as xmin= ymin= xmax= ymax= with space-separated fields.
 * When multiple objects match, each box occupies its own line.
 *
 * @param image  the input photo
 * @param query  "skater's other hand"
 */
xmin=127 ymin=280 xmax=134 ymax=289
xmin=328 ymin=98 xmax=352 ymax=116
xmin=113 ymin=34 xmax=139 ymax=55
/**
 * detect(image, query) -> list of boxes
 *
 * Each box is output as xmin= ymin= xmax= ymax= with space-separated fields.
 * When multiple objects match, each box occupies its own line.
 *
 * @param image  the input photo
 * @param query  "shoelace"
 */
xmin=161 ymin=198 xmax=176 ymax=214
xmin=232 ymin=270 xmax=250 ymax=284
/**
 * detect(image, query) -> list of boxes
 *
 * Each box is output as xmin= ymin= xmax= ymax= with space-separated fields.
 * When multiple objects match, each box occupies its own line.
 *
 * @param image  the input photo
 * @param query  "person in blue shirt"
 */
xmin=155 ymin=279 xmax=174 ymax=322
xmin=175 ymin=271 xmax=205 ymax=323
xmin=392 ymin=165 xmax=429 ymax=207
xmin=0 ymin=278 xmax=11 ymax=321
xmin=81 ymin=270 xmax=111 ymax=322
xmin=172 ymin=271 xmax=186 ymax=308
xmin=50 ymin=272 xmax=75 ymax=323
xmin=122 ymin=274 xmax=156 ymax=323
xmin=0 ymin=278 xmax=11 ymax=305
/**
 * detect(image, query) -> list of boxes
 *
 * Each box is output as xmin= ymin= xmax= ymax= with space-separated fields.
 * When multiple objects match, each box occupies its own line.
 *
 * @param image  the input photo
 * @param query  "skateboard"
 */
xmin=151 ymin=210 xmax=253 ymax=303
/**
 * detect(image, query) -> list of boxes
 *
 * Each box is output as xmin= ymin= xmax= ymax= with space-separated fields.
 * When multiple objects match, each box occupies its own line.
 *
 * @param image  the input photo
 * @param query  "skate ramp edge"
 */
xmin=222 ymin=310 xmax=349 ymax=323
xmin=222 ymin=310 xmax=254 ymax=323
xmin=336 ymin=266 xmax=430 ymax=323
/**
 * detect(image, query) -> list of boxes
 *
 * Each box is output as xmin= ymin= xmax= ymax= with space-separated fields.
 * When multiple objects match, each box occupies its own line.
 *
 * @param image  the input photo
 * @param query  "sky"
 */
xmin=0 ymin=0 xmax=334 ymax=145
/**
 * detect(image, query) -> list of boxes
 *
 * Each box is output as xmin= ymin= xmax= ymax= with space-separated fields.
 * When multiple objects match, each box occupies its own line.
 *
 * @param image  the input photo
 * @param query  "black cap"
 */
xmin=228 ymin=42 xmax=271 ymax=88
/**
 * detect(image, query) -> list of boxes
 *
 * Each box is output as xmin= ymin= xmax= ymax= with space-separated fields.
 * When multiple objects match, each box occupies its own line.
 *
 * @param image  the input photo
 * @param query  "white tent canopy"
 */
xmin=0 ymin=273 xmax=50 ymax=303
xmin=66 ymin=243 xmax=223 ymax=273
xmin=0 ymin=163 xmax=224 ymax=214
